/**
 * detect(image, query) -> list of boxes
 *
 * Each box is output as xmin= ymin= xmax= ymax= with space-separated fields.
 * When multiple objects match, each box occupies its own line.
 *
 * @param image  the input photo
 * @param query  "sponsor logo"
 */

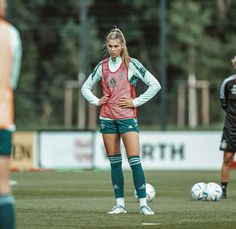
xmin=139 ymin=184 xmax=146 ymax=190
xmin=119 ymin=72 xmax=125 ymax=79
xmin=109 ymin=78 xmax=117 ymax=88
xmin=231 ymin=85 xmax=236 ymax=95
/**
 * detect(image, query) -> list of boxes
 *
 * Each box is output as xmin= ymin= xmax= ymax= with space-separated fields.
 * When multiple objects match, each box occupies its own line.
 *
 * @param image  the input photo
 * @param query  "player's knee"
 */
xmin=223 ymin=157 xmax=233 ymax=166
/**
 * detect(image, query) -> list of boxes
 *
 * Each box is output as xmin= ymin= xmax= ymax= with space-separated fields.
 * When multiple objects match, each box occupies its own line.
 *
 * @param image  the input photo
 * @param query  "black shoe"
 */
xmin=221 ymin=192 xmax=227 ymax=199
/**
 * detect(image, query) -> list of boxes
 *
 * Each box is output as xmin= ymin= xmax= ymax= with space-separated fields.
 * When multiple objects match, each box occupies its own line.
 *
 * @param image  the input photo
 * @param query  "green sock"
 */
xmin=108 ymin=155 xmax=124 ymax=198
xmin=0 ymin=193 xmax=16 ymax=229
xmin=128 ymin=156 xmax=146 ymax=199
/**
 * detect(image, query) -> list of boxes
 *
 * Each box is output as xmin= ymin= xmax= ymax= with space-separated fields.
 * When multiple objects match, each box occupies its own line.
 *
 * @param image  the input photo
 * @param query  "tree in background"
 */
xmin=7 ymin=0 xmax=236 ymax=129
xmin=11 ymin=0 xmax=100 ymax=128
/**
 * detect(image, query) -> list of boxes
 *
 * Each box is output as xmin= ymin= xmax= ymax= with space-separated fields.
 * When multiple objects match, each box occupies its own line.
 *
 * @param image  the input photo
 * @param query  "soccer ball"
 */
xmin=203 ymin=182 xmax=222 ymax=201
xmin=191 ymin=182 xmax=206 ymax=200
xmin=134 ymin=183 xmax=156 ymax=202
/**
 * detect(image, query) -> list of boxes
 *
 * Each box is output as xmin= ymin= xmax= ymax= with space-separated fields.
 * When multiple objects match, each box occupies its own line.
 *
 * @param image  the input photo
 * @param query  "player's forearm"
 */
xmin=81 ymin=73 xmax=101 ymax=106
xmin=11 ymin=47 xmax=22 ymax=89
xmin=133 ymin=70 xmax=161 ymax=107
xmin=133 ymin=81 xmax=161 ymax=107
xmin=10 ymin=27 xmax=22 ymax=90
xmin=81 ymin=84 xmax=99 ymax=106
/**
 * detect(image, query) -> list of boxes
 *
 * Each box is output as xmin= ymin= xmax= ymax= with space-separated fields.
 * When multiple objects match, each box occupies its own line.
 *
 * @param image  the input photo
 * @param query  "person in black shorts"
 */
xmin=219 ymin=56 xmax=236 ymax=198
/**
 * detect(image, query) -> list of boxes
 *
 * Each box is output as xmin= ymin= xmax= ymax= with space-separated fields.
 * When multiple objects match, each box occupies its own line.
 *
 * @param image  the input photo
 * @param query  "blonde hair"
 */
xmin=105 ymin=27 xmax=130 ymax=68
xmin=232 ymin=56 xmax=236 ymax=69
xmin=0 ymin=0 xmax=6 ymax=19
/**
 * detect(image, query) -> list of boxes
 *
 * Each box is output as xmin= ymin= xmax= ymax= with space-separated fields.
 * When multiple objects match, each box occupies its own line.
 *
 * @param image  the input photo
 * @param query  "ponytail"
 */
xmin=105 ymin=27 xmax=130 ymax=68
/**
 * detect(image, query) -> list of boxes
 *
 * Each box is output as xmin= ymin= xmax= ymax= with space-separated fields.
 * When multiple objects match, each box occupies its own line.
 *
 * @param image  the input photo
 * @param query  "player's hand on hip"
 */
xmin=99 ymin=96 xmax=109 ymax=106
xmin=117 ymin=97 xmax=134 ymax=108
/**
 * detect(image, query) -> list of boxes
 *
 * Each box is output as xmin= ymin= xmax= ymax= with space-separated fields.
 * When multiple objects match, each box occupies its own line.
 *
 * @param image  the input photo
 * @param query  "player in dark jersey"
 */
xmin=219 ymin=56 xmax=236 ymax=199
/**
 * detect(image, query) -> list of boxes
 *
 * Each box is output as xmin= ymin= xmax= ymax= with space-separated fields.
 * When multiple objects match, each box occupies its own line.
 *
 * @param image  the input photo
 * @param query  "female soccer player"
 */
xmin=81 ymin=27 xmax=161 ymax=215
xmin=0 ymin=0 xmax=22 ymax=228
xmin=219 ymin=56 xmax=236 ymax=199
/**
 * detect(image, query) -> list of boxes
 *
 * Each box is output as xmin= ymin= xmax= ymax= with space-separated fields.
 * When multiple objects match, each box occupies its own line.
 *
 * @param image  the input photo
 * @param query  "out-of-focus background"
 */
xmin=9 ymin=0 xmax=236 ymax=130
xmin=8 ymin=0 xmax=236 ymax=171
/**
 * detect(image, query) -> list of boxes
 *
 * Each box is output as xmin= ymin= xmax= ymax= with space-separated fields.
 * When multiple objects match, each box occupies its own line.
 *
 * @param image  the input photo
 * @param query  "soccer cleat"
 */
xmin=107 ymin=205 xmax=127 ymax=214
xmin=140 ymin=205 xmax=155 ymax=215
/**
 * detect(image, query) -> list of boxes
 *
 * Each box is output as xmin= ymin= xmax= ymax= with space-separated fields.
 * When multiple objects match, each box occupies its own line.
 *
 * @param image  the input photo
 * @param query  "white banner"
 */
xmin=94 ymin=131 xmax=224 ymax=170
xmin=11 ymin=131 xmax=38 ymax=170
xmin=39 ymin=131 xmax=94 ymax=169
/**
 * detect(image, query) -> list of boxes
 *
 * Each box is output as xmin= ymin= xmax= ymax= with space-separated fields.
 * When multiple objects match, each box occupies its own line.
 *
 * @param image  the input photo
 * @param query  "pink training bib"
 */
xmin=100 ymin=58 xmax=137 ymax=119
xmin=0 ymin=20 xmax=14 ymax=129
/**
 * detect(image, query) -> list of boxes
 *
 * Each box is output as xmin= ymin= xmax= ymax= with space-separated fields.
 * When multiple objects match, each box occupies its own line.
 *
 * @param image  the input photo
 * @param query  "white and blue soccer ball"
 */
xmin=203 ymin=182 xmax=223 ymax=201
xmin=191 ymin=182 xmax=206 ymax=200
xmin=134 ymin=183 xmax=156 ymax=202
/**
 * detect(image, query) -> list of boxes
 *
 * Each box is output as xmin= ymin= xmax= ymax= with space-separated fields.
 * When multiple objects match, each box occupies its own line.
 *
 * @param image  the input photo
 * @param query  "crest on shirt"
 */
xmin=231 ymin=85 xmax=236 ymax=95
xmin=119 ymin=72 xmax=125 ymax=79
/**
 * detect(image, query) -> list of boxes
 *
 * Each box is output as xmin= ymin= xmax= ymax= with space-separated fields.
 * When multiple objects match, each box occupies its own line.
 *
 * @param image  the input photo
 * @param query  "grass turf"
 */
xmin=12 ymin=170 xmax=236 ymax=229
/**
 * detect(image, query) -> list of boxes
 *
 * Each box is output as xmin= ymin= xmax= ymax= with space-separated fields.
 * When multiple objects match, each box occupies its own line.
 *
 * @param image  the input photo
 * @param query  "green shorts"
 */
xmin=99 ymin=118 xmax=139 ymax=134
xmin=0 ymin=130 xmax=12 ymax=156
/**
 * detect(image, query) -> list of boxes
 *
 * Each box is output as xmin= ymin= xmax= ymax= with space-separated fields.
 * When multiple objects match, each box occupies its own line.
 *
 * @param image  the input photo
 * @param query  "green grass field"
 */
xmin=12 ymin=170 xmax=236 ymax=229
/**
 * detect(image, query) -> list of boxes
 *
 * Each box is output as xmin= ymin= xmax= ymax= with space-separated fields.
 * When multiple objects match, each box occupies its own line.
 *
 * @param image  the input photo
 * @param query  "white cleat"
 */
xmin=140 ymin=205 xmax=155 ymax=215
xmin=107 ymin=205 xmax=127 ymax=214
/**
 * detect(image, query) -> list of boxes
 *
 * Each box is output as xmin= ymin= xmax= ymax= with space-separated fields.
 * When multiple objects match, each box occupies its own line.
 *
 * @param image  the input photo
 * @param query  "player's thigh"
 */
xmin=0 ymin=130 xmax=12 ymax=193
xmin=102 ymin=133 xmax=121 ymax=156
xmin=0 ymin=156 xmax=11 ymax=193
xmin=121 ymin=131 xmax=140 ymax=157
